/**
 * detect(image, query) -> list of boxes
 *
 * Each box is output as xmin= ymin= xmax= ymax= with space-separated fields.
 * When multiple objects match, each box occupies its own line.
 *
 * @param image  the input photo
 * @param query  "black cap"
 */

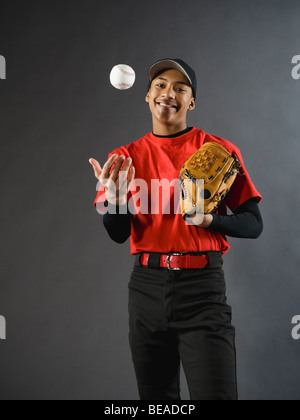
xmin=148 ymin=58 xmax=197 ymax=99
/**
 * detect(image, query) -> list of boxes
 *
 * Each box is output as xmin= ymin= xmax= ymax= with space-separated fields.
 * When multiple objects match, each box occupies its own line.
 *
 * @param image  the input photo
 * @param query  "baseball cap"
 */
xmin=148 ymin=58 xmax=197 ymax=99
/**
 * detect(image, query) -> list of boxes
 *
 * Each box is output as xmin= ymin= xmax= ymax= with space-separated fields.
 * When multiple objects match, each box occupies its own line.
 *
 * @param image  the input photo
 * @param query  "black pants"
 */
xmin=128 ymin=252 xmax=238 ymax=401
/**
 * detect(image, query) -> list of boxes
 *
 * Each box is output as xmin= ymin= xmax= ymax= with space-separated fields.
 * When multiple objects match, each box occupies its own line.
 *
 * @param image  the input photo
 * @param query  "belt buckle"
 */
xmin=167 ymin=253 xmax=184 ymax=271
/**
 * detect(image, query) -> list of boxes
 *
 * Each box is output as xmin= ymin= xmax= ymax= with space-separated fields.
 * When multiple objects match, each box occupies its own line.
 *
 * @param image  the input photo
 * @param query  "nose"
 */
xmin=161 ymin=86 xmax=176 ymax=99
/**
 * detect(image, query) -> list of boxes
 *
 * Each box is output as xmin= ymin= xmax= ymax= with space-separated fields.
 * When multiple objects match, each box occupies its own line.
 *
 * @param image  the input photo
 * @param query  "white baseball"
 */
xmin=110 ymin=64 xmax=136 ymax=90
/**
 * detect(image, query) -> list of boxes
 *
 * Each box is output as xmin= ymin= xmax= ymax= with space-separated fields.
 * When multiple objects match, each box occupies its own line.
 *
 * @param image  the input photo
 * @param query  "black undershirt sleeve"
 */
xmin=103 ymin=201 xmax=132 ymax=244
xmin=102 ymin=197 xmax=263 ymax=244
xmin=210 ymin=198 xmax=263 ymax=239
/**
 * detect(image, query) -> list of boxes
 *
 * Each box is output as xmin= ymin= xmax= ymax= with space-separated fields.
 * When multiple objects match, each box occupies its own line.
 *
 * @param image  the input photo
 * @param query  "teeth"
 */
xmin=159 ymin=103 xmax=175 ymax=108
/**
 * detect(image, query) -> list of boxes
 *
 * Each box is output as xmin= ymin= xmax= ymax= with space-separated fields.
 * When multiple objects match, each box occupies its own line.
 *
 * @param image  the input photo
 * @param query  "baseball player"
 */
xmin=89 ymin=59 xmax=263 ymax=401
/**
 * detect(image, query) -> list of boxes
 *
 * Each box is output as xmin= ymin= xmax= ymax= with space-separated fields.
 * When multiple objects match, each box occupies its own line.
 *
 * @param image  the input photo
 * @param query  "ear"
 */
xmin=145 ymin=91 xmax=150 ymax=103
xmin=188 ymin=98 xmax=196 ymax=111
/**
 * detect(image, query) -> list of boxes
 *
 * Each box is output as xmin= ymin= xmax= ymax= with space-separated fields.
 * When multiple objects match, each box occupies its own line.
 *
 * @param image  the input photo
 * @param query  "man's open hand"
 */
xmin=89 ymin=154 xmax=135 ymax=206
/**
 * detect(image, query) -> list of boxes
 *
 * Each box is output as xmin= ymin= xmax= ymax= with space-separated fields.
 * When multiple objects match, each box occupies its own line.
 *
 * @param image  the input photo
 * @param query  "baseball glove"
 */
xmin=179 ymin=142 xmax=242 ymax=219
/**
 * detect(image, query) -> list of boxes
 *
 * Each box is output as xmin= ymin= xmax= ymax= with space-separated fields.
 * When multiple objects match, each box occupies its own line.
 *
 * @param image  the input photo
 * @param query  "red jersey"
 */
xmin=94 ymin=128 xmax=262 ymax=255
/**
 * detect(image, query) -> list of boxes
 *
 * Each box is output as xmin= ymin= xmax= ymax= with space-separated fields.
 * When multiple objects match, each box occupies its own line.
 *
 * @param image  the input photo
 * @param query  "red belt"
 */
xmin=140 ymin=253 xmax=210 ymax=270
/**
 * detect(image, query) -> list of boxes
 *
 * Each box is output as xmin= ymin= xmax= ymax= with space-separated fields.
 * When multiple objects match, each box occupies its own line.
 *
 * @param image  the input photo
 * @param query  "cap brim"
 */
xmin=149 ymin=60 xmax=192 ymax=86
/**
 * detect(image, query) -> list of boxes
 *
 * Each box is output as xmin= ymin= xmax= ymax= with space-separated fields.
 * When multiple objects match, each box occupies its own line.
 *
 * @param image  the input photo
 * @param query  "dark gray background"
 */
xmin=0 ymin=0 xmax=299 ymax=400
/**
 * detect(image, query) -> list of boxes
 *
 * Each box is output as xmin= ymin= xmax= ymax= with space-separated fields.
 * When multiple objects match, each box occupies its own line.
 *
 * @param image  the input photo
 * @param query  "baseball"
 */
xmin=110 ymin=64 xmax=136 ymax=90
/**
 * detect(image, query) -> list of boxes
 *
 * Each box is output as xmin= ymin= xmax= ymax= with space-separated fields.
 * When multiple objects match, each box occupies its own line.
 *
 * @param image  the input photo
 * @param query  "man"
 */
xmin=89 ymin=59 xmax=263 ymax=400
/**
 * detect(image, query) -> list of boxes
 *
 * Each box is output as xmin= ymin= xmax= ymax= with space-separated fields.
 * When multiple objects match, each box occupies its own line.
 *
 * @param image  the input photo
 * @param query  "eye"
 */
xmin=156 ymin=83 xmax=165 ymax=88
xmin=175 ymin=88 xmax=185 ymax=92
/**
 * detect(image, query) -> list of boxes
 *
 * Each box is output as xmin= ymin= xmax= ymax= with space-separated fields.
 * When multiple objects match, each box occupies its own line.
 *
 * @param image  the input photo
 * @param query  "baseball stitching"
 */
xmin=117 ymin=65 xmax=135 ymax=77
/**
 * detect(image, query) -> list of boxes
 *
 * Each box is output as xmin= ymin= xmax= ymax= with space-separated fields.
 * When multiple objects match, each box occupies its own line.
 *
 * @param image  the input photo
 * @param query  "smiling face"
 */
xmin=146 ymin=69 xmax=195 ymax=135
